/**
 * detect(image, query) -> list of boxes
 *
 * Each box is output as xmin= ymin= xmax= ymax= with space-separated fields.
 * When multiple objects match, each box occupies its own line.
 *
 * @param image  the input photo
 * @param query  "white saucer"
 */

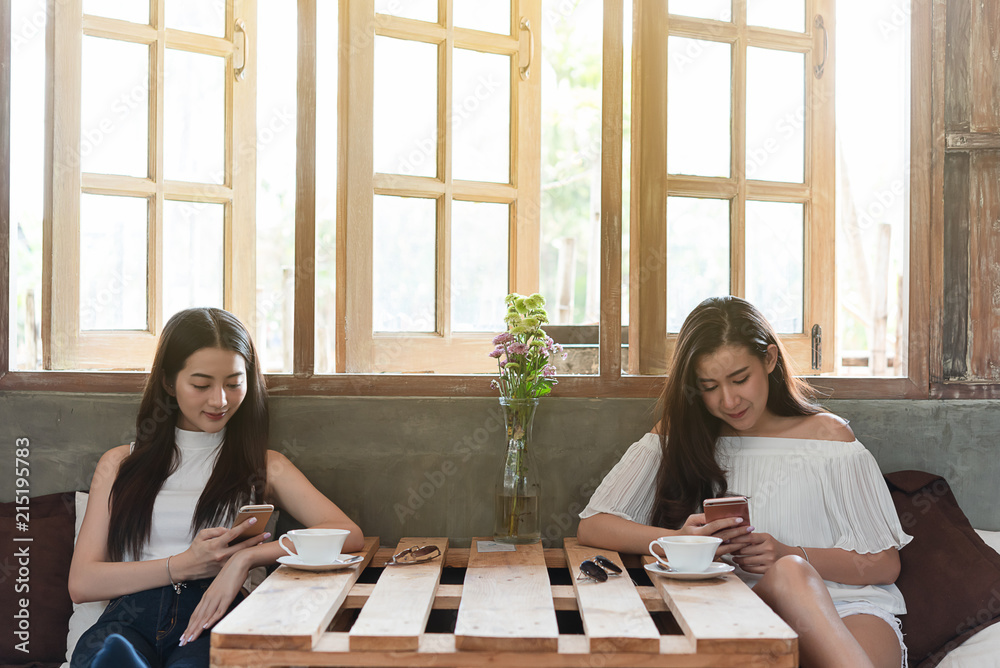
xmin=277 ymin=554 xmax=364 ymax=572
xmin=644 ymin=561 xmax=735 ymax=580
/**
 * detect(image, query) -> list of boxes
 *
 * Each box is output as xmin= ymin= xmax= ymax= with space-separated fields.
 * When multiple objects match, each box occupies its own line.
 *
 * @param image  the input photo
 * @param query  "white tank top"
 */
xmin=133 ymin=427 xmax=225 ymax=562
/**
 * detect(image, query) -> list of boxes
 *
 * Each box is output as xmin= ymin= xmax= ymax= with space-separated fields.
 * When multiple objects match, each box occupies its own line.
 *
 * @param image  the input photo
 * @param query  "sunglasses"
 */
xmin=577 ymin=554 xmax=623 ymax=582
xmin=384 ymin=544 xmax=441 ymax=566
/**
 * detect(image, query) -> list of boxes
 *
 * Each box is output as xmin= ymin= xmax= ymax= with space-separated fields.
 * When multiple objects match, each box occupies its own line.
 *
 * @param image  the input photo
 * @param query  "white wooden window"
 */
xmin=630 ymin=0 xmax=835 ymax=375
xmin=44 ymin=0 xmax=256 ymax=369
xmin=338 ymin=0 xmax=541 ymax=373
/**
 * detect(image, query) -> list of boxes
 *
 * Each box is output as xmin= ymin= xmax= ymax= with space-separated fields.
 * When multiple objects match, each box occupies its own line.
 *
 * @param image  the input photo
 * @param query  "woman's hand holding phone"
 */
xmin=173 ymin=515 xmax=272 ymax=581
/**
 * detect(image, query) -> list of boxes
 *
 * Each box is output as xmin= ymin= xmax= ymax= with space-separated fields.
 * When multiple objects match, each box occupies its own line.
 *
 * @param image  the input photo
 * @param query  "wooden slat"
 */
xmin=968 ymin=151 xmax=1000 ymax=380
xmin=214 ymin=632 xmax=797 ymax=667
xmin=563 ymin=538 xmax=658 ymax=653
xmin=349 ymin=537 xmax=448 ymax=650
xmin=211 ymin=536 xmax=379 ymax=651
xmin=454 ymin=539 xmax=558 ymax=652
xmin=946 ymin=132 xmax=1000 ymax=150
xmin=942 ymin=152 xmax=970 ymax=379
xmin=643 ymin=556 xmax=796 ymax=657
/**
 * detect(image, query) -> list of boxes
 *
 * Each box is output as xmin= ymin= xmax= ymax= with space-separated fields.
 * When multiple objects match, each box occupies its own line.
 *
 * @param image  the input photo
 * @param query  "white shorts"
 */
xmin=835 ymin=600 xmax=907 ymax=668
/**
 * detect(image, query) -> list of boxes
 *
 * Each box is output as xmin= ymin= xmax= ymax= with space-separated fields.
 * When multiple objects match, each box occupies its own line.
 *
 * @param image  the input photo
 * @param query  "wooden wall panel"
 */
xmin=968 ymin=151 xmax=1000 ymax=380
xmin=945 ymin=0 xmax=971 ymax=132
xmin=970 ymin=1 xmax=1000 ymax=132
xmin=942 ymin=152 xmax=969 ymax=379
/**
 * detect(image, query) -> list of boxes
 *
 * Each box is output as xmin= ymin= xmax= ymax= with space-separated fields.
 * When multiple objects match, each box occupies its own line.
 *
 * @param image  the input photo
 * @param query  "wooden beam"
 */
xmin=600 ymin=0 xmax=623 ymax=381
xmin=945 ymin=132 xmax=1000 ymax=150
xmin=294 ymin=0 xmax=317 ymax=375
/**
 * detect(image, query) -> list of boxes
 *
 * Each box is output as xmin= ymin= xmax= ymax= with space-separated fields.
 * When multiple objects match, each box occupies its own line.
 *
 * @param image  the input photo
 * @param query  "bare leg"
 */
xmin=843 ymin=614 xmax=903 ymax=668
xmin=752 ymin=555 xmax=873 ymax=668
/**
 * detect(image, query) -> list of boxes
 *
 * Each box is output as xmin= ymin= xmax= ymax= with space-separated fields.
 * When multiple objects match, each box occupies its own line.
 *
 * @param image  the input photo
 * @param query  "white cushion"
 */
xmin=935 ymin=530 xmax=1000 ymax=667
xmin=62 ymin=492 xmax=109 ymax=668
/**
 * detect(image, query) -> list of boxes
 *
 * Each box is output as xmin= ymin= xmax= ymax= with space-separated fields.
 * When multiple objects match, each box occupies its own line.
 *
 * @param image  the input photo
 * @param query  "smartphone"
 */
xmin=231 ymin=503 xmax=274 ymax=538
xmin=704 ymin=496 xmax=750 ymax=525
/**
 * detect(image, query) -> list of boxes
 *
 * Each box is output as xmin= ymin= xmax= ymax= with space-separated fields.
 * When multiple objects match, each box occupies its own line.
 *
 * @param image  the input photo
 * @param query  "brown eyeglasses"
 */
xmin=577 ymin=554 xmax=623 ymax=582
xmin=384 ymin=545 xmax=441 ymax=566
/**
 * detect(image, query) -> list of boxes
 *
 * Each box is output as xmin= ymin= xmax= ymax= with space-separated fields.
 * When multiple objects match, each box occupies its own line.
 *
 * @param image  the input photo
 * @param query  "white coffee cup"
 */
xmin=279 ymin=528 xmax=350 ymax=564
xmin=648 ymin=535 xmax=722 ymax=573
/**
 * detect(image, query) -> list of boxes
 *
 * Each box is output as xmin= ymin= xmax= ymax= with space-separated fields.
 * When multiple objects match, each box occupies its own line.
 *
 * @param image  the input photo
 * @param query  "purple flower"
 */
xmin=499 ymin=360 xmax=508 ymax=368
xmin=508 ymin=342 xmax=529 ymax=355
xmin=493 ymin=332 xmax=513 ymax=345
xmin=488 ymin=346 xmax=504 ymax=358
xmin=543 ymin=364 xmax=557 ymax=377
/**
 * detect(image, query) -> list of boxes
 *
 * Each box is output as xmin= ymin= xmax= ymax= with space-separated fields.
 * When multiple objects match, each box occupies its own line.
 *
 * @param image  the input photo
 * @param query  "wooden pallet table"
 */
xmin=211 ymin=536 xmax=797 ymax=667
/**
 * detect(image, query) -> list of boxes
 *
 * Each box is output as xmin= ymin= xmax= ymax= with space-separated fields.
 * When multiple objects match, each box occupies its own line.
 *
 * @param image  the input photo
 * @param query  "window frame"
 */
xmin=42 ymin=0 xmax=257 ymax=370
xmin=0 ymin=0 xmax=942 ymax=399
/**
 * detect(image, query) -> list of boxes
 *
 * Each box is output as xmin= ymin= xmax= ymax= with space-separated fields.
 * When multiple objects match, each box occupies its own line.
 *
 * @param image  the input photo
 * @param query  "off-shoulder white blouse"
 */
xmin=580 ymin=432 xmax=913 ymax=614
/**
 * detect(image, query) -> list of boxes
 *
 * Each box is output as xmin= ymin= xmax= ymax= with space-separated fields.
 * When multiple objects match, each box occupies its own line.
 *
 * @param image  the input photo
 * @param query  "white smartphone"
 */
xmin=231 ymin=503 xmax=274 ymax=538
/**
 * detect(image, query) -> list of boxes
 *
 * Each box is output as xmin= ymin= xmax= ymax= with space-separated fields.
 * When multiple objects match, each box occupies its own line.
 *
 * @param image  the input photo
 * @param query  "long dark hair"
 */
xmin=651 ymin=296 xmax=820 ymax=529
xmin=107 ymin=308 xmax=269 ymax=561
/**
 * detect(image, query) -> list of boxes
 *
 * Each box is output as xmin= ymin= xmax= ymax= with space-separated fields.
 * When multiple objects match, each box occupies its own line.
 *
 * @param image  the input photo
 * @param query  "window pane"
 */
xmin=375 ymin=0 xmax=437 ymax=23
xmin=83 ymin=0 xmax=148 ymax=24
xmin=668 ymin=38 xmax=731 ymax=178
xmin=164 ymin=49 xmax=224 ymax=184
xmin=836 ymin=0 xmax=909 ymax=375
xmin=667 ymin=197 xmax=729 ymax=332
xmin=452 ymin=201 xmax=508 ymax=331
xmin=257 ymin=0 xmax=297 ymax=373
xmin=668 ymin=0 xmax=731 ymax=21
xmin=746 ymin=47 xmax=804 ymax=183
xmin=165 ymin=0 xmax=225 ymax=37
xmin=454 ymin=0 xmax=510 ymax=34
xmin=316 ymin=0 xmax=338 ymax=373
xmin=745 ymin=201 xmax=803 ymax=333
xmin=373 ymin=196 xmax=436 ymax=332
xmin=453 ymin=49 xmax=511 ymax=183
xmin=541 ymin=0 xmax=602 ymax=326
xmin=748 ymin=0 xmax=805 ymax=33
xmin=81 ymin=37 xmax=148 ymax=178
xmin=163 ymin=201 xmax=224 ymax=321
xmin=11 ymin=0 xmax=48 ymax=368
xmin=374 ymin=37 xmax=437 ymax=177
xmin=80 ymin=194 xmax=148 ymax=330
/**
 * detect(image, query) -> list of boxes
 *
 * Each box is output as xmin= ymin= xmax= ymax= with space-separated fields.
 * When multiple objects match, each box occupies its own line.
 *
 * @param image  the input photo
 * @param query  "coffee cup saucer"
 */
xmin=644 ymin=561 xmax=735 ymax=580
xmin=277 ymin=554 xmax=364 ymax=572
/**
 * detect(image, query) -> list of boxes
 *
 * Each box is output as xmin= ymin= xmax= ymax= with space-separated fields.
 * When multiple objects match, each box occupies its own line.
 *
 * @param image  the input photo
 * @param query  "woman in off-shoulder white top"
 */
xmin=577 ymin=297 xmax=910 ymax=668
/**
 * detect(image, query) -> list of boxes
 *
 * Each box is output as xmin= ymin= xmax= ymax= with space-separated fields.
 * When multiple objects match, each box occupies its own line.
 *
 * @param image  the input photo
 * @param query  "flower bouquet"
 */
xmin=489 ymin=293 xmax=564 ymax=543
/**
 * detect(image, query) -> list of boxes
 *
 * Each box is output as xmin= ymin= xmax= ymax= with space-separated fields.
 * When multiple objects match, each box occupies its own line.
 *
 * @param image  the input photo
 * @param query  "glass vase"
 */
xmin=493 ymin=397 xmax=541 ymax=544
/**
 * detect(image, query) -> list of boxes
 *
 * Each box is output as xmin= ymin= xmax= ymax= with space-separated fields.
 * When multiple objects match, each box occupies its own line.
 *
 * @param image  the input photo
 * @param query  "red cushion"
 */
xmin=884 ymin=471 xmax=1000 ymax=668
xmin=0 ymin=492 xmax=76 ymax=666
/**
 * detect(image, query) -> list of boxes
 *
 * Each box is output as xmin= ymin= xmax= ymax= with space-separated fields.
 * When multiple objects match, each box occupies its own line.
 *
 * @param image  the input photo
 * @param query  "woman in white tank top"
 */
xmin=69 ymin=307 xmax=363 ymax=668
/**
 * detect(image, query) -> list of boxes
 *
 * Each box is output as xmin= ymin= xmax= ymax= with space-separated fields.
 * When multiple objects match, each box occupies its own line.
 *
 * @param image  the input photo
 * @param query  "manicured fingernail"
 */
xmin=263 ymin=532 xmax=271 ymax=539
xmin=249 ymin=517 xmax=257 ymax=524
xmin=203 ymin=624 xmax=209 ymax=629
xmin=747 ymin=526 xmax=755 ymax=532
xmin=734 ymin=517 xmax=743 ymax=523
xmin=179 ymin=638 xmax=185 ymax=647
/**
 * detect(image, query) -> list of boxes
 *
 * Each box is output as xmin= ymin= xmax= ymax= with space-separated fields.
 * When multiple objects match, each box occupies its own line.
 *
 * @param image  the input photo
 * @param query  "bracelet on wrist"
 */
xmin=798 ymin=546 xmax=810 ymax=563
xmin=166 ymin=554 xmax=187 ymax=595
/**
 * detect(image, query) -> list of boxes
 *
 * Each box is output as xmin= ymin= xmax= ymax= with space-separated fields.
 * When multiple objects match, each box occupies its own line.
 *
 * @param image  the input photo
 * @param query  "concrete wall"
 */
xmin=2 ymin=393 xmax=998 ymax=546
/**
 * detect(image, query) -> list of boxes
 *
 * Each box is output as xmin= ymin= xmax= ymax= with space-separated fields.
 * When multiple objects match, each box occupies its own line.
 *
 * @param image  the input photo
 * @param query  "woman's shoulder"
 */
xmin=781 ymin=412 xmax=855 ymax=442
xmin=100 ymin=443 xmax=133 ymax=465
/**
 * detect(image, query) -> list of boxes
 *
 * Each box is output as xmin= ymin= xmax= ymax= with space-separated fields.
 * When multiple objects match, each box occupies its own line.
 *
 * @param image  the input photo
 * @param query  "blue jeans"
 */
xmin=70 ymin=579 xmax=245 ymax=668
